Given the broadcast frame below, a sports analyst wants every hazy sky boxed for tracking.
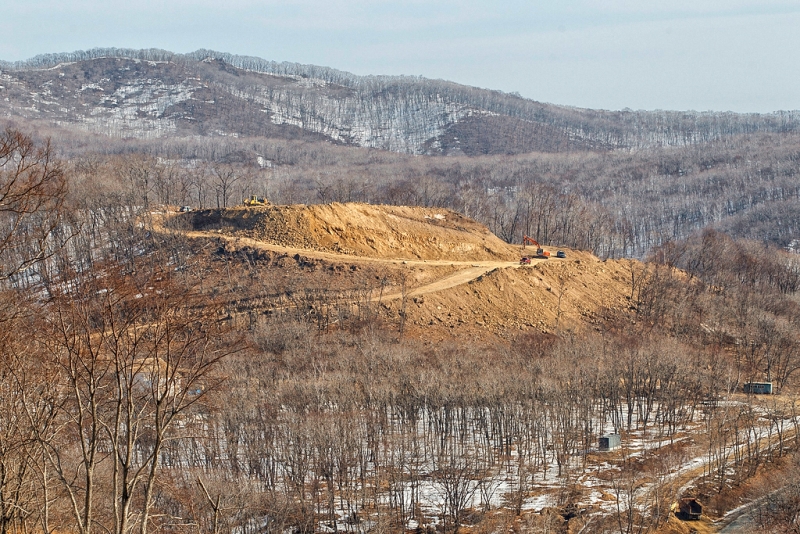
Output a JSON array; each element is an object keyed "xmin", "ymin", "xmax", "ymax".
[{"xmin": 2, "ymin": 0, "xmax": 799, "ymax": 112}]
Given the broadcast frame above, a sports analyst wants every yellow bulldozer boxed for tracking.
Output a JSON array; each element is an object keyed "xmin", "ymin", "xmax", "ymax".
[{"xmin": 243, "ymin": 195, "xmax": 268, "ymax": 207}]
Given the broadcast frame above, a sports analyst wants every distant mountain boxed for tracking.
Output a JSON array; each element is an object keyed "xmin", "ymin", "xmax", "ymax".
[{"xmin": 2, "ymin": 48, "xmax": 799, "ymax": 155}]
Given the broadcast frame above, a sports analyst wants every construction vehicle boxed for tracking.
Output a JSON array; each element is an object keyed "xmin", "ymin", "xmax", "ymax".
[
  {"xmin": 522, "ymin": 235, "xmax": 550, "ymax": 258},
  {"xmin": 243, "ymin": 195, "xmax": 268, "ymax": 207}
]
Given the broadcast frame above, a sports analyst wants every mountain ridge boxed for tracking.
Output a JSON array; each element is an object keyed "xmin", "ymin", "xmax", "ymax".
[{"xmin": 2, "ymin": 47, "xmax": 799, "ymax": 156}]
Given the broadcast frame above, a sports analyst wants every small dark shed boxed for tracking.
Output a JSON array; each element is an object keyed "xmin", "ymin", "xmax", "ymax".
[
  {"xmin": 599, "ymin": 433, "xmax": 620, "ymax": 451},
  {"xmin": 677, "ymin": 498, "xmax": 702, "ymax": 520},
  {"xmin": 743, "ymin": 382, "xmax": 773, "ymax": 394}
]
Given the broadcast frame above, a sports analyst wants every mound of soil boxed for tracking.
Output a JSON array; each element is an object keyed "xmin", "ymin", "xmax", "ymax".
[{"xmin": 190, "ymin": 203, "xmax": 520, "ymax": 261}]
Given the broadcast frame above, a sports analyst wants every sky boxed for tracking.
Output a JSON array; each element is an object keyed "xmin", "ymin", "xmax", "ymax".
[{"xmin": 1, "ymin": 0, "xmax": 799, "ymax": 113}]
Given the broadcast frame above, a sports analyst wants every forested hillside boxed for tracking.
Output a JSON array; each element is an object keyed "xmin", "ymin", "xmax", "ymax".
[
  {"xmin": 2, "ymin": 48, "xmax": 799, "ymax": 155},
  {"xmin": 25, "ymin": 127, "xmax": 798, "ymax": 259}
]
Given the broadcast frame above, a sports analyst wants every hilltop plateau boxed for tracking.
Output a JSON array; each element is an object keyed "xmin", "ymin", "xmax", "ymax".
[{"xmin": 184, "ymin": 203, "xmax": 519, "ymax": 261}]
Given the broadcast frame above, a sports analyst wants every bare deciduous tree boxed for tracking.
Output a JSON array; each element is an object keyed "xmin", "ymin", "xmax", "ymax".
[{"xmin": 0, "ymin": 129, "xmax": 67, "ymax": 288}]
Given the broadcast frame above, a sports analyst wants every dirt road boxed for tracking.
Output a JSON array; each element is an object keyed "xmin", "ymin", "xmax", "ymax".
[
  {"xmin": 176, "ymin": 227, "xmax": 541, "ymax": 299},
  {"xmin": 381, "ymin": 264, "xmax": 518, "ymax": 300}
]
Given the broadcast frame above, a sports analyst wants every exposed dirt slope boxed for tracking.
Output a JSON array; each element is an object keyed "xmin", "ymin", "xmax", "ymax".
[
  {"xmin": 165, "ymin": 203, "xmax": 640, "ymax": 337},
  {"xmin": 384, "ymin": 255, "xmax": 636, "ymax": 337},
  {"xmin": 187, "ymin": 203, "xmax": 520, "ymax": 261}
]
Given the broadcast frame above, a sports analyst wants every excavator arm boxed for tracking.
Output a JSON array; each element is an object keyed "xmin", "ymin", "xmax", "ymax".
[
  {"xmin": 522, "ymin": 235, "xmax": 540, "ymax": 249},
  {"xmin": 522, "ymin": 235, "xmax": 550, "ymax": 258}
]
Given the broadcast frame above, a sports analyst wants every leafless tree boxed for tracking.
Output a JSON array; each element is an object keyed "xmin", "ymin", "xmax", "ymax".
[
  {"xmin": 0, "ymin": 129, "xmax": 67, "ymax": 289},
  {"xmin": 210, "ymin": 163, "xmax": 240, "ymax": 208},
  {"xmin": 44, "ymin": 262, "xmax": 237, "ymax": 534}
]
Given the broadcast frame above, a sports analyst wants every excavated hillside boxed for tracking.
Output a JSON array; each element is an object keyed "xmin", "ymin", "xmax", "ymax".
[
  {"xmin": 390, "ymin": 257, "xmax": 639, "ymax": 339},
  {"xmin": 168, "ymin": 202, "xmax": 643, "ymax": 338},
  {"xmin": 186, "ymin": 203, "xmax": 520, "ymax": 261}
]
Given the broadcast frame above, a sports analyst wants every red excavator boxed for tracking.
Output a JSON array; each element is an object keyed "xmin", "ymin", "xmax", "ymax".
[{"xmin": 522, "ymin": 235, "xmax": 550, "ymax": 258}]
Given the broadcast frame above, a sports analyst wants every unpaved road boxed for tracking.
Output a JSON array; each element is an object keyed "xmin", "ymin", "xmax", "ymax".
[
  {"xmin": 715, "ymin": 484, "xmax": 791, "ymax": 533},
  {"xmin": 172, "ymin": 227, "xmax": 548, "ymax": 300},
  {"xmin": 381, "ymin": 265, "xmax": 514, "ymax": 301},
  {"xmin": 717, "ymin": 511, "xmax": 756, "ymax": 533}
]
